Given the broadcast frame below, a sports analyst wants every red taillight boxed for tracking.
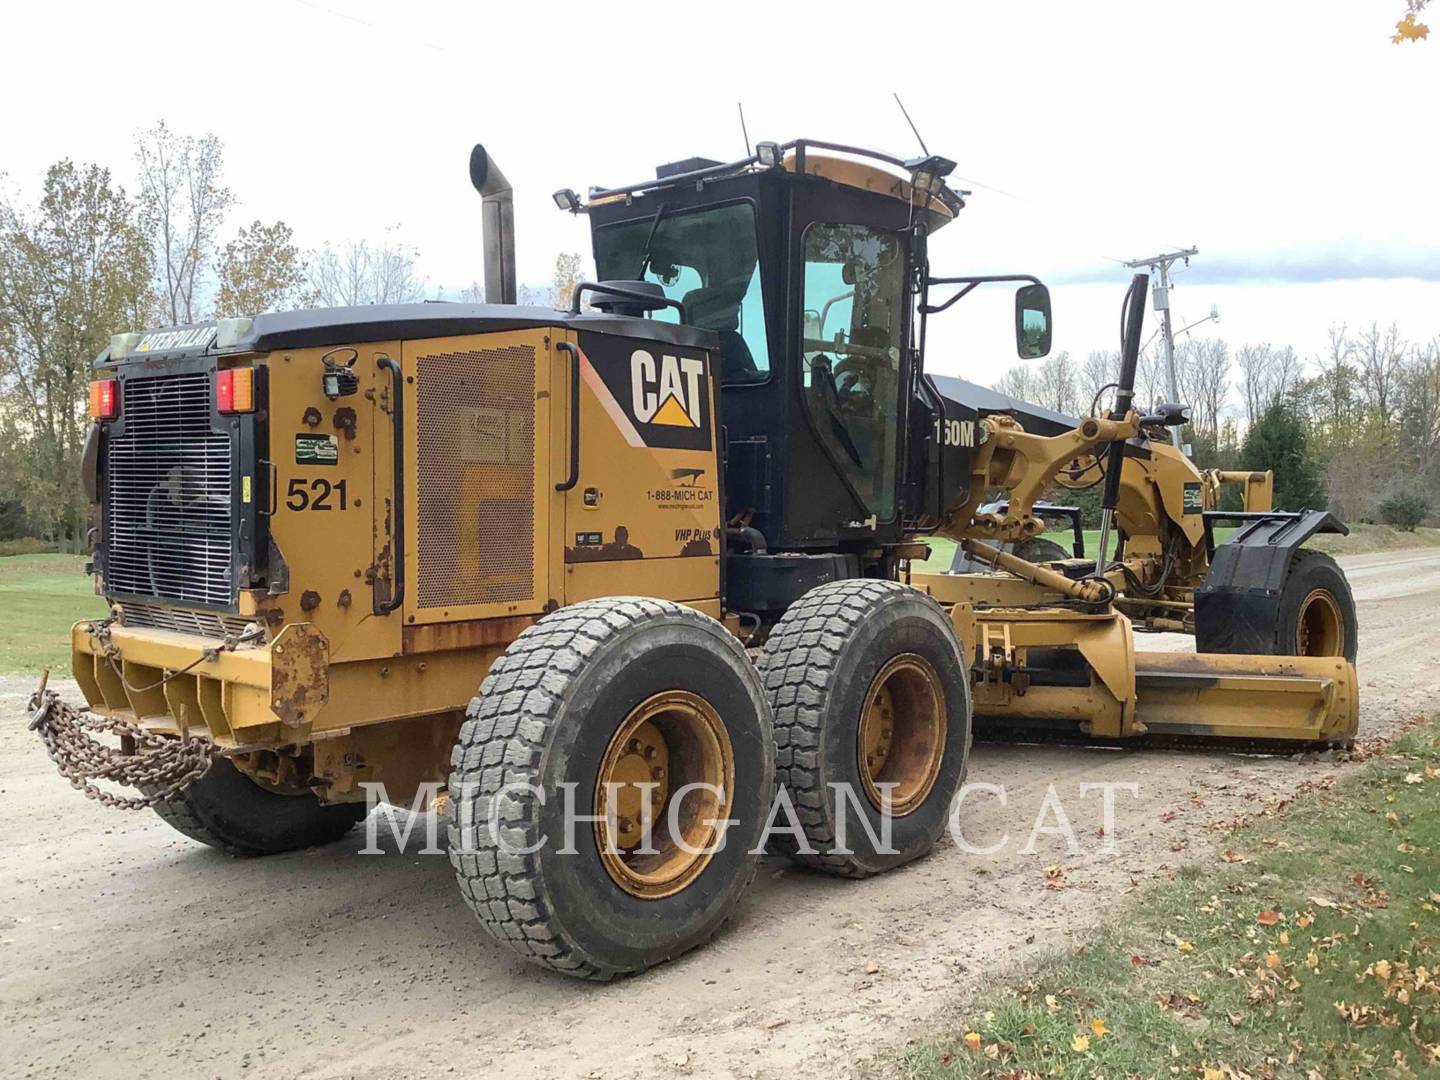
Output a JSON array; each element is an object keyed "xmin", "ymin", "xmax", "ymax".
[
  {"xmin": 88, "ymin": 379, "xmax": 118, "ymax": 421},
  {"xmin": 216, "ymin": 368, "xmax": 255, "ymax": 413}
]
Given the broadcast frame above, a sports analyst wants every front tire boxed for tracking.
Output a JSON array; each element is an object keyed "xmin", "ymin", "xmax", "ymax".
[
  {"xmin": 758, "ymin": 580, "xmax": 972, "ymax": 878},
  {"xmin": 1275, "ymin": 549, "xmax": 1358, "ymax": 663},
  {"xmin": 446, "ymin": 598, "xmax": 774, "ymax": 980}
]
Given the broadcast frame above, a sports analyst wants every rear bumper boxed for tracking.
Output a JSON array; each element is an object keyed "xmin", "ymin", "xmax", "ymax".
[{"xmin": 70, "ymin": 620, "xmax": 328, "ymax": 748}]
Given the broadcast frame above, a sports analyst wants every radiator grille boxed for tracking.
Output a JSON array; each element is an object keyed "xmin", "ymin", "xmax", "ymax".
[
  {"xmin": 121, "ymin": 601, "xmax": 253, "ymax": 639},
  {"xmin": 103, "ymin": 370, "xmax": 235, "ymax": 608},
  {"xmin": 415, "ymin": 346, "xmax": 536, "ymax": 609}
]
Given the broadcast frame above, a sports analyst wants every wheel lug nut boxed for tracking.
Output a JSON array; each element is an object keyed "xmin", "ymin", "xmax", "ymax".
[
  {"xmin": 618, "ymin": 817, "xmax": 632, "ymax": 832},
  {"xmin": 882, "ymin": 727, "xmax": 892, "ymax": 738},
  {"xmin": 652, "ymin": 767, "xmax": 664, "ymax": 780},
  {"xmin": 643, "ymin": 745, "xmax": 657, "ymax": 760}
]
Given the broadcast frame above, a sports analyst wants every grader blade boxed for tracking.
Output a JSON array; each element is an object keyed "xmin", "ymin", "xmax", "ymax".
[
  {"xmin": 970, "ymin": 649, "xmax": 1359, "ymax": 753},
  {"xmin": 1130, "ymin": 651, "xmax": 1358, "ymax": 747},
  {"xmin": 953, "ymin": 601, "xmax": 1360, "ymax": 752}
]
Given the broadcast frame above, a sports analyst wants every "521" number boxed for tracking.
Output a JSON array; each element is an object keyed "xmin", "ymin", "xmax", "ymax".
[{"xmin": 286, "ymin": 477, "xmax": 349, "ymax": 511}]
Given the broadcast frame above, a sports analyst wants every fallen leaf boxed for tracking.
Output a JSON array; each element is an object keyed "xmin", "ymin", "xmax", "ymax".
[
  {"xmin": 1204, "ymin": 1068, "xmax": 1225, "ymax": 1080},
  {"xmin": 1280, "ymin": 930, "xmax": 1291, "ymax": 945},
  {"xmin": 1130, "ymin": 954, "xmax": 1148, "ymax": 966},
  {"xmin": 1045, "ymin": 994, "xmax": 1058, "ymax": 1012},
  {"xmin": 1222, "ymin": 850, "xmax": 1250, "ymax": 863},
  {"xmin": 1309, "ymin": 896, "xmax": 1337, "ymax": 908},
  {"xmin": 1071, "ymin": 1033, "xmax": 1090, "ymax": 1053},
  {"xmin": 761, "ymin": 1017, "xmax": 788, "ymax": 1031},
  {"xmin": 1297, "ymin": 913, "xmax": 1314, "ymax": 928},
  {"xmin": 1257, "ymin": 910, "xmax": 1282, "ymax": 926},
  {"xmin": 1266, "ymin": 952, "xmax": 1284, "ymax": 970},
  {"xmin": 1178, "ymin": 940, "xmax": 1195, "ymax": 953},
  {"xmin": 962, "ymin": 1031, "xmax": 981, "ymax": 1051},
  {"xmin": 1091, "ymin": 1017, "xmax": 1109, "ymax": 1038},
  {"xmin": 1405, "ymin": 772, "xmax": 1424, "ymax": 784}
]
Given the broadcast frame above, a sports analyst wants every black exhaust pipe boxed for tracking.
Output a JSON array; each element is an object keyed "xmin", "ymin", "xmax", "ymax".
[{"xmin": 469, "ymin": 145, "xmax": 516, "ymax": 305}]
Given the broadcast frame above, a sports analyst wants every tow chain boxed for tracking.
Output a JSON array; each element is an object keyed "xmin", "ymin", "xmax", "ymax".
[
  {"xmin": 27, "ymin": 672, "xmax": 222, "ymax": 809},
  {"xmin": 23, "ymin": 614, "xmax": 262, "ymax": 811}
]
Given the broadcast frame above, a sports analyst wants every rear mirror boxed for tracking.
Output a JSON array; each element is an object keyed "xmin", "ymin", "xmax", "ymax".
[{"xmin": 1015, "ymin": 284, "xmax": 1052, "ymax": 359}]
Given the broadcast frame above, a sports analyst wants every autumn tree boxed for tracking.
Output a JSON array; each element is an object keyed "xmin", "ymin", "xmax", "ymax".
[
  {"xmin": 214, "ymin": 220, "xmax": 311, "ymax": 317},
  {"xmin": 0, "ymin": 161, "xmax": 152, "ymax": 549},
  {"xmin": 1078, "ymin": 350, "xmax": 1118, "ymax": 413},
  {"xmin": 993, "ymin": 364, "xmax": 1037, "ymax": 404},
  {"xmin": 1237, "ymin": 343, "xmax": 1303, "ymax": 424},
  {"xmin": 1394, "ymin": 0, "xmax": 1430, "ymax": 41},
  {"xmin": 307, "ymin": 234, "xmax": 427, "ymax": 307},
  {"xmin": 135, "ymin": 121, "xmax": 233, "ymax": 325},
  {"xmin": 1035, "ymin": 350, "xmax": 1077, "ymax": 414},
  {"xmin": 551, "ymin": 252, "xmax": 584, "ymax": 309}
]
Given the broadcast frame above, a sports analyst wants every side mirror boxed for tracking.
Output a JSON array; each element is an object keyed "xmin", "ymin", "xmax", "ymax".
[{"xmin": 1015, "ymin": 284, "xmax": 1052, "ymax": 359}]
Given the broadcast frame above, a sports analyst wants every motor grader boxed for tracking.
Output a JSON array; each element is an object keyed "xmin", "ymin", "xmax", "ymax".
[{"xmin": 31, "ymin": 137, "xmax": 1358, "ymax": 979}]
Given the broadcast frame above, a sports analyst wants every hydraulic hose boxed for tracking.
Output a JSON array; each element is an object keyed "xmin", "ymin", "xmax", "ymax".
[{"xmin": 1093, "ymin": 273, "xmax": 1149, "ymax": 578}]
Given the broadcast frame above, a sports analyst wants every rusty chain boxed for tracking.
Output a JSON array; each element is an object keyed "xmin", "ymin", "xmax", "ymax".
[{"xmin": 26, "ymin": 672, "xmax": 223, "ymax": 811}]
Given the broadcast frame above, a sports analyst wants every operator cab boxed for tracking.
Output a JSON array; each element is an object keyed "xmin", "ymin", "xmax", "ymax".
[{"xmin": 571, "ymin": 139, "xmax": 1050, "ymax": 581}]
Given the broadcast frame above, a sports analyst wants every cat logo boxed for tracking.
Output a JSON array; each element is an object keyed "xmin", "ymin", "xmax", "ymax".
[
  {"xmin": 577, "ymin": 331, "xmax": 712, "ymax": 452},
  {"xmin": 631, "ymin": 349, "xmax": 705, "ymax": 429}
]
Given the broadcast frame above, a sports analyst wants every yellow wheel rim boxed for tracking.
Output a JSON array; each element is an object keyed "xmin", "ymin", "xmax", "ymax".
[
  {"xmin": 856, "ymin": 654, "xmax": 946, "ymax": 816},
  {"xmin": 1297, "ymin": 589, "xmax": 1344, "ymax": 657},
  {"xmin": 594, "ymin": 691, "xmax": 734, "ymax": 900}
]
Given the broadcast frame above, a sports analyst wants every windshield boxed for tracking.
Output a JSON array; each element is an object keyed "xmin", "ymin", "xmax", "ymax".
[{"xmin": 594, "ymin": 202, "xmax": 770, "ymax": 384}]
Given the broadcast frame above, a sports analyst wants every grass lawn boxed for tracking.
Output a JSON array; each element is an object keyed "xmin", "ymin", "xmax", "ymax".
[
  {"xmin": 0, "ymin": 554, "xmax": 108, "ymax": 675},
  {"xmin": 899, "ymin": 717, "xmax": 1440, "ymax": 1079}
]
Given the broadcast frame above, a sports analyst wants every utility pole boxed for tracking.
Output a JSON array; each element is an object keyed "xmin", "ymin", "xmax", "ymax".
[{"xmin": 1123, "ymin": 247, "xmax": 1198, "ymax": 448}]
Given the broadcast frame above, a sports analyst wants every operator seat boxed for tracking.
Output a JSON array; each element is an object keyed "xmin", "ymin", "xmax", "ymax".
[{"xmin": 682, "ymin": 284, "xmax": 757, "ymax": 381}]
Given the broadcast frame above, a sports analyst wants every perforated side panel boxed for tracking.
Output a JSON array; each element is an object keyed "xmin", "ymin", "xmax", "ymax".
[{"xmin": 414, "ymin": 346, "xmax": 536, "ymax": 609}]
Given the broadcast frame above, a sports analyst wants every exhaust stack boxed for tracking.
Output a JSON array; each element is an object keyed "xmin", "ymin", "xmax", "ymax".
[{"xmin": 469, "ymin": 145, "xmax": 516, "ymax": 305}]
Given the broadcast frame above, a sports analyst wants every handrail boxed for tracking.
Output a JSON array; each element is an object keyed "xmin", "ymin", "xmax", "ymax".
[{"xmin": 554, "ymin": 342, "xmax": 581, "ymax": 492}]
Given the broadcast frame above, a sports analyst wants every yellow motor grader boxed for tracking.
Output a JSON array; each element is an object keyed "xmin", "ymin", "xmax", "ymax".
[{"xmin": 29, "ymin": 138, "xmax": 1357, "ymax": 979}]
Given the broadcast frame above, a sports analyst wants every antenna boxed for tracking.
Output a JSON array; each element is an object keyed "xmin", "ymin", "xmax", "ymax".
[
  {"xmin": 893, "ymin": 92, "xmax": 928, "ymax": 156},
  {"xmin": 737, "ymin": 102, "xmax": 752, "ymax": 157}
]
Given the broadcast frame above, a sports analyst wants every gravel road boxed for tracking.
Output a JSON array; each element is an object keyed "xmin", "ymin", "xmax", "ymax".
[{"xmin": 3, "ymin": 549, "xmax": 1435, "ymax": 1080}]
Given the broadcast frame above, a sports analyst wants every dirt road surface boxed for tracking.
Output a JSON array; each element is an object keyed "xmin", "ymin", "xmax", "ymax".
[{"xmin": 3, "ymin": 549, "xmax": 1436, "ymax": 1080}]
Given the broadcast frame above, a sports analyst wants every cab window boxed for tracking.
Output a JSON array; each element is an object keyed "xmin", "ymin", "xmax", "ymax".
[
  {"xmin": 593, "ymin": 202, "xmax": 770, "ymax": 384},
  {"xmin": 800, "ymin": 223, "xmax": 906, "ymax": 520}
]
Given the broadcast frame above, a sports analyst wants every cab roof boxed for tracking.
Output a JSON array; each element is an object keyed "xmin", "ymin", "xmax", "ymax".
[{"xmin": 578, "ymin": 138, "xmax": 966, "ymax": 229}]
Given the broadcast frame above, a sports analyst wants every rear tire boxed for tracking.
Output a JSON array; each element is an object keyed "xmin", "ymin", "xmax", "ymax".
[
  {"xmin": 758, "ymin": 580, "xmax": 971, "ymax": 878},
  {"xmin": 147, "ymin": 758, "xmax": 365, "ymax": 856},
  {"xmin": 446, "ymin": 598, "xmax": 774, "ymax": 980}
]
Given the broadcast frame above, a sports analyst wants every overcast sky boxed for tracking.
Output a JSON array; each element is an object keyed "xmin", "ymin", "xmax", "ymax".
[{"xmin": 3, "ymin": 0, "xmax": 1437, "ymax": 387}]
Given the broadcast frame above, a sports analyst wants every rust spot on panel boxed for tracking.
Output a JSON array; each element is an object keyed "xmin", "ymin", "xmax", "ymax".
[
  {"xmin": 337, "ymin": 589, "xmax": 352, "ymax": 609},
  {"xmin": 300, "ymin": 590, "xmax": 322, "ymax": 612},
  {"xmin": 302, "ymin": 406, "xmax": 322, "ymax": 427},
  {"xmin": 270, "ymin": 623, "xmax": 330, "ymax": 727},
  {"xmin": 402, "ymin": 613, "xmax": 538, "ymax": 655},
  {"xmin": 333, "ymin": 406, "xmax": 358, "ymax": 440}
]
